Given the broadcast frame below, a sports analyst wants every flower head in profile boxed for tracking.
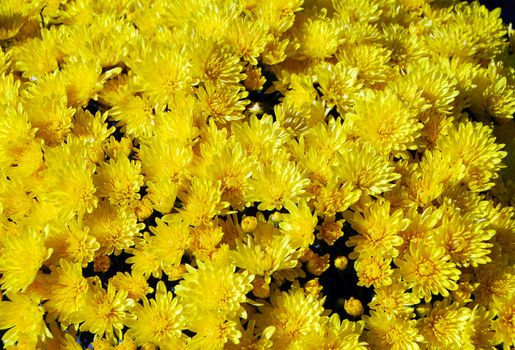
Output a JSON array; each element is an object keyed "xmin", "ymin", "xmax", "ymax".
[
  {"xmin": 279, "ymin": 199, "xmax": 318, "ymax": 249},
  {"xmin": 229, "ymin": 221, "xmax": 300, "ymax": 281},
  {"xmin": 396, "ymin": 241, "xmax": 461, "ymax": 302},
  {"xmin": 177, "ymin": 176, "xmax": 229, "ymax": 226}
]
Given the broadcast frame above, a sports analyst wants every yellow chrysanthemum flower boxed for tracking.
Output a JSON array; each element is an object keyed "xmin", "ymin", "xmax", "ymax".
[
  {"xmin": 0, "ymin": 0, "xmax": 45, "ymax": 40},
  {"xmin": 307, "ymin": 314, "xmax": 367, "ymax": 350},
  {"xmin": 77, "ymin": 280, "xmax": 135, "ymax": 342},
  {"xmin": 398, "ymin": 206, "xmax": 441, "ymax": 256},
  {"xmin": 437, "ymin": 120, "xmax": 506, "ymax": 192},
  {"xmin": 175, "ymin": 259, "xmax": 254, "ymax": 320},
  {"xmin": 492, "ymin": 296, "xmax": 515, "ymax": 350},
  {"xmin": 248, "ymin": 160, "xmax": 309, "ymax": 211},
  {"xmin": 0, "ymin": 226, "xmax": 52, "ymax": 293},
  {"xmin": 345, "ymin": 198, "xmax": 408, "ymax": 259},
  {"xmin": 126, "ymin": 281, "xmax": 188, "ymax": 349},
  {"xmin": 363, "ymin": 310, "xmax": 423, "ymax": 350},
  {"xmin": 474, "ymin": 262, "xmax": 515, "ymax": 307},
  {"xmin": 192, "ymin": 39, "xmax": 245, "ymax": 85},
  {"xmin": 315, "ymin": 61, "xmax": 361, "ymax": 113},
  {"xmin": 232, "ymin": 114, "xmax": 290, "ymax": 165},
  {"xmin": 336, "ymin": 44, "xmax": 393, "ymax": 88},
  {"xmin": 335, "ymin": 142, "xmax": 401, "ymax": 196},
  {"xmin": 396, "ymin": 241, "xmax": 461, "ymax": 302},
  {"xmin": 178, "ymin": 176, "xmax": 229, "ymax": 226},
  {"xmin": 279, "ymin": 199, "xmax": 317, "ymax": 249},
  {"xmin": 12, "ymin": 26, "xmax": 63, "ymax": 78},
  {"xmin": 109, "ymin": 94, "xmax": 159, "ymax": 140},
  {"xmin": 130, "ymin": 44, "xmax": 196, "ymax": 105},
  {"xmin": 433, "ymin": 209, "xmax": 495, "ymax": 267},
  {"xmin": 84, "ymin": 200, "xmax": 144, "ymax": 256},
  {"xmin": 205, "ymin": 142, "xmax": 254, "ymax": 210},
  {"xmin": 346, "ymin": 89, "xmax": 423, "ymax": 155},
  {"xmin": 138, "ymin": 137, "xmax": 193, "ymax": 187},
  {"xmin": 126, "ymin": 217, "xmax": 189, "ymax": 279},
  {"xmin": 355, "ymin": 254, "xmax": 393, "ymax": 288},
  {"xmin": 45, "ymin": 218, "xmax": 100, "ymax": 267},
  {"xmin": 256, "ymin": 286, "xmax": 326, "ymax": 350},
  {"xmin": 62, "ymin": 56, "xmax": 121, "ymax": 107},
  {"xmin": 369, "ymin": 281, "xmax": 420, "ymax": 316},
  {"xmin": 418, "ymin": 300, "xmax": 472, "ymax": 349},
  {"xmin": 109, "ymin": 272, "xmax": 152, "ymax": 302},
  {"xmin": 230, "ymin": 223, "xmax": 300, "ymax": 281},
  {"xmin": 45, "ymin": 260, "xmax": 89, "ymax": 324},
  {"xmin": 0, "ymin": 293, "xmax": 51, "ymax": 347},
  {"xmin": 292, "ymin": 9, "xmax": 343, "ymax": 59},
  {"xmin": 94, "ymin": 156, "xmax": 144, "ymax": 207}
]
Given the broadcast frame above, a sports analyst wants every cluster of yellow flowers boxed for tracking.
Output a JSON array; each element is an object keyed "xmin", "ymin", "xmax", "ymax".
[{"xmin": 0, "ymin": 0, "xmax": 514, "ymax": 349}]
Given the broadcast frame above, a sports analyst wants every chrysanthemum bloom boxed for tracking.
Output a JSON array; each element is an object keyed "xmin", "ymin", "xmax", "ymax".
[
  {"xmin": 363, "ymin": 310, "xmax": 423, "ymax": 350},
  {"xmin": 45, "ymin": 260, "xmax": 89, "ymax": 324},
  {"xmin": 177, "ymin": 176, "xmax": 229, "ymax": 226},
  {"xmin": 463, "ymin": 306, "xmax": 496, "ymax": 349},
  {"xmin": 230, "ymin": 227, "xmax": 299, "ymax": 281},
  {"xmin": 355, "ymin": 254, "xmax": 393, "ymax": 288},
  {"xmin": 175, "ymin": 258, "xmax": 254, "ymax": 320},
  {"xmin": 126, "ymin": 281, "xmax": 188, "ymax": 349},
  {"xmin": 109, "ymin": 272, "xmax": 152, "ymax": 302},
  {"xmin": 76, "ymin": 280, "xmax": 135, "ymax": 342},
  {"xmin": 345, "ymin": 198, "xmax": 408, "ymax": 259},
  {"xmin": 306, "ymin": 314, "xmax": 367, "ymax": 350},
  {"xmin": 437, "ymin": 120, "xmax": 506, "ymax": 192},
  {"xmin": 474, "ymin": 262, "xmax": 515, "ymax": 307},
  {"xmin": 345, "ymin": 88, "xmax": 423, "ymax": 155},
  {"xmin": 279, "ymin": 199, "xmax": 318, "ymax": 249},
  {"xmin": 492, "ymin": 296, "xmax": 515, "ymax": 349},
  {"xmin": 317, "ymin": 216, "xmax": 345, "ymax": 245},
  {"xmin": 398, "ymin": 206, "xmax": 441, "ymax": 256},
  {"xmin": 248, "ymin": 160, "xmax": 309, "ymax": 211},
  {"xmin": 335, "ymin": 142, "xmax": 401, "ymax": 197},
  {"xmin": 369, "ymin": 281, "xmax": 419, "ymax": 315},
  {"xmin": 396, "ymin": 241, "xmax": 461, "ymax": 302},
  {"xmin": 84, "ymin": 200, "xmax": 144, "ymax": 256},
  {"xmin": 433, "ymin": 209, "xmax": 495, "ymax": 267},
  {"xmin": 0, "ymin": 226, "xmax": 52, "ymax": 293},
  {"xmin": 418, "ymin": 300, "xmax": 472, "ymax": 349},
  {"xmin": 256, "ymin": 286, "xmax": 326, "ymax": 349},
  {"xmin": 126, "ymin": 218, "xmax": 190, "ymax": 279},
  {"xmin": 45, "ymin": 218, "xmax": 99, "ymax": 267},
  {"xmin": 0, "ymin": 293, "xmax": 52, "ymax": 347}
]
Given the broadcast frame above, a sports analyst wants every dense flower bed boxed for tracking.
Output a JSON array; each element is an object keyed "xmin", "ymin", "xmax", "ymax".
[{"xmin": 0, "ymin": 0, "xmax": 514, "ymax": 349}]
